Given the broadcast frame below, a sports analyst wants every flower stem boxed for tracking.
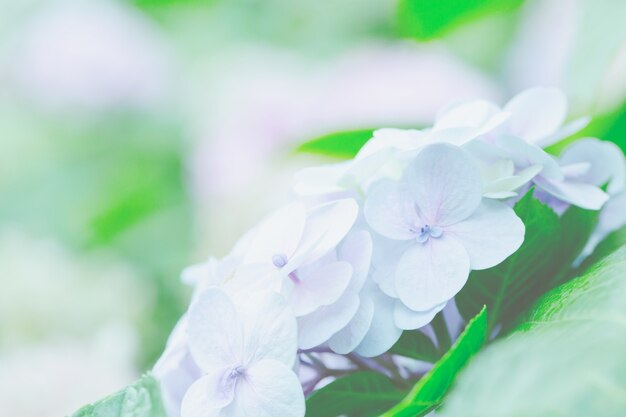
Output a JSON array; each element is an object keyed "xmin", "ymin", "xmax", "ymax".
[{"xmin": 431, "ymin": 312, "xmax": 452, "ymax": 354}]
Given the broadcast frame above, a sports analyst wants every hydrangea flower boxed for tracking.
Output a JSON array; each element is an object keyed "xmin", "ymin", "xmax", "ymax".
[
  {"xmin": 364, "ymin": 143, "xmax": 525, "ymax": 312},
  {"xmin": 181, "ymin": 288, "xmax": 304, "ymax": 417},
  {"xmin": 152, "ymin": 87, "xmax": 626, "ymax": 417},
  {"xmin": 466, "ymin": 134, "xmax": 609, "ymax": 211}
]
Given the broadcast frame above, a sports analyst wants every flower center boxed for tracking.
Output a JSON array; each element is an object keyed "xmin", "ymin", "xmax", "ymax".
[
  {"xmin": 272, "ymin": 253, "xmax": 300, "ymax": 284},
  {"xmin": 272, "ymin": 253, "xmax": 288, "ymax": 268},
  {"xmin": 412, "ymin": 224, "xmax": 443, "ymax": 243},
  {"xmin": 229, "ymin": 365, "xmax": 245, "ymax": 379},
  {"xmin": 215, "ymin": 365, "xmax": 245, "ymax": 405}
]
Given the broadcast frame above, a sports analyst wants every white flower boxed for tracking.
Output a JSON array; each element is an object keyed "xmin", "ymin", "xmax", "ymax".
[
  {"xmin": 181, "ymin": 289, "xmax": 304, "ymax": 417},
  {"xmin": 153, "ymin": 317, "xmax": 202, "ymax": 417},
  {"xmin": 559, "ymin": 138, "xmax": 626, "ymax": 195},
  {"xmin": 293, "ymin": 104, "xmax": 509, "ymax": 198},
  {"xmin": 236, "ymin": 199, "xmax": 358, "ymax": 308},
  {"xmin": 437, "ymin": 87, "xmax": 589, "ymax": 148},
  {"xmin": 364, "ymin": 143, "xmax": 525, "ymax": 312},
  {"xmin": 297, "ymin": 229, "xmax": 372, "ymax": 351},
  {"xmin": 466, "ymin": 135, "xmax": 609, "ymax": 210},
  {"xmin": 559, "ymin": 138, "xmax": 626, "ymax": 258}
]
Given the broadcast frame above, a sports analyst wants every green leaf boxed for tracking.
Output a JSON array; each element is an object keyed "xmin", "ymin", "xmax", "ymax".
[
  {"xmin": 455, "ymin": 193, "xmax": 560, "ymax": 329},
  {"xmin": 379, "ymin": 306, "xmax": 487, "ymax": 417},
  {"xmin": 437, "ymin": 245, "xmax": 626, "ymax": 417},
  {"xmin": 70, "ymin": 374, "xmax": 166, "ymax": 417},
  {"xmin": 549, "ymin": 205, "xmax": 599, "ymax": 286},
  {"xmin": 396, "ymin": 0, "xmax": 524, "ymax": 41},
  {"xmin": 296, "ymin": 129, "xmax": 375, "ymax": 159},
  {"xmin": 305, "ymin": 371, "xmax": 405, "ymax": 417},
  {"xmin": 390, "ymin": 330, "xmax": 441, "ymax": 363}
]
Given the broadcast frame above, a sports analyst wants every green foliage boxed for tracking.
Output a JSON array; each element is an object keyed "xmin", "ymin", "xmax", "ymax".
[
  {"xmin": 396, "ymin": 0, "xmax": 524, "ymax": 40},
  {"xmin": 305, "ymin": 371, "xmax": 405, "ymax": 417},
  {"xmin": 455, "ymin": 193, "xmax": 558, "ymax": 328},
  {"xmin": 0, "ymin": 117, "xmax": 192, "ymax": 368},
  {"xmin": 379, "ymin": 307, "xmax": 487, "ymax": 417},
  {"xmin": 71, "ymin": 374, "xmax": 166, "ymax": 417},
  {"xmin": 296, "ymin": 129, "xmax": 375, "ymax": 159},
  {"xmin": 455, "ymin": 192, "xmax": 597, "ymax": 331},
  {"xmin": 551, "ymin": 205, "xmax": 599, "ymax": 285},
  {"xmin": 437, "ymin": 245, "xmax": 626, "ymax": 417},
  {"xmin": 389, "ymin": 330, "xmax": 440, "ymax": 363}
]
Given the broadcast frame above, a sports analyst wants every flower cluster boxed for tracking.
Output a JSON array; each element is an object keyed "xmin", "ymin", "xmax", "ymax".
[{"xmin": 153, "ymin": 88, "xmax": 626, "ymax": 417}]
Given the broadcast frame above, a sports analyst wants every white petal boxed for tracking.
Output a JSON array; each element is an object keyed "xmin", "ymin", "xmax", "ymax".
[
  {"xmin": 235, "ymin": 291, "xmax": 298, "ymax": 367},
  {"xmin": 504, "ymin": 87, "xmax": 567, "ymax": 143},
  {"xmin": 560, "ymin": 138, "xmax": 626, "ymax": 194},
  {"xmin": 235, "ymin": 360, "xmax": 305, "ymax": 417},
  {"xmin": 394, "ymin": 301, "xmax": 446, "ymax": 330},
  {"xmin": 338, "ymin": 229, "xmax": 373, "ymax": 293},
  {"xmin": 328, "ymin": 295, "xmax": 375, "ymax": 354},
  {"xmin": 294, "ymin": 199, "xmax": 358, "ymax": 266},
  {"xmin": 446, "ymin": 200, "xmax": 525, "ymax": 270},
  {"xmin": 188, "ymin": 289, "xmax": 243, "ymax": 372},
  {"xmin": 364, "ymin": 179, "xmax": 419, "ymax": 240},
  {"xmin": 297, "ymin": 293, "xmax": 360, "ymax": 350},
  {"xmin": 599, "ymin": 190, "xmax": 626, "ymax": 233},
  {"xmin": 496, "ymin": 135, "xmax": 563, "ymax": 180},
  {"xmin": 225, "ymin": 262, "xmax": 283, "ymax": 296},
  {"xmin": 359, "ymin": 128, "xmax": 423, "ymax": 159},
  {"xmin": 180, "ymin": 374, "xmax": 226, "ymax": 417},
  {"xmin": 534, "ymin": 175, "xmax": 609, "ymax": 210},
  {"xmin": 395, "ymin": 236, "xmax": 470, "ymax": 311},
  {"xmin": 244, "ymin": 203, "xmax": 306, "ymax": 265},
  {"xmin": 290, "ymin": 261, "xmax": 353, "ymax": 316},
  {"xmin": 354, "ymin": 287, "xmax": 402, "ymax": 357},
  {"xmin": 406, "ymin": 143, "xmax": 483, "ymax": 226},
  {"xmin": 370, "ymin": 237, "xmax": 412, "ymax": 298},
  {"xmin": 292, "ymin": 163, "xmax": 348, "ymax": 196},
  {"xmin": 433, "ymin": 100, "xmax": 500, "ymax": 130},
  {"xmin": 541, "ymin": 116, "xmax": 590, "ymax": 147}
]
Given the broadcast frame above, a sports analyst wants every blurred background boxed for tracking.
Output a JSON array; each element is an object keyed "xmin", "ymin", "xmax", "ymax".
[{"xmin": 1, "ymin": 0, "xmax": 626, "ymax": 415}]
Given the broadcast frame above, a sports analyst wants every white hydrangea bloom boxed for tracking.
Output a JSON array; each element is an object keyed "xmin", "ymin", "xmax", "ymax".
[
  {"xmin": 364, "ymin": 143, "xmax": 525, "ymax": 312},
  {"xmin": 155, "ymin": 86, "xmax": 625, "ymax": 416},
  {"xmin": 181, "ymin": 289, "xmax": 304, "ymax": 417}
]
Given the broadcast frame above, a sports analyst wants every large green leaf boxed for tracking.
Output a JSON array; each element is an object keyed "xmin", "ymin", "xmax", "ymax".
[
  {"xmin": 71, "ymin": 374, "xmax": 166, "ymax": 417},
  {"xmin": 396, "ymin": 0, "xmax": 524, "ymax": 41},
  {"xmin": 389, "ymin": 330, "xmax": 440, "ymax": 363},
  {"xmin": 379, "ymin": 306, "xmax": 487, "ymax": 417},
  {"xmin": 305, "ymin": 371, "xmax": 405, "ymax": 417},
  {"xmin": 455, "ymin": 193, "xmax": 559, "ymax": 329},
  {"xmin": 296, "ymin": 129, "xmax": 375, "ymax": 159},
  {"xmin": 438, "ymin": 245, "xmax": 626, "ymax": 417}
]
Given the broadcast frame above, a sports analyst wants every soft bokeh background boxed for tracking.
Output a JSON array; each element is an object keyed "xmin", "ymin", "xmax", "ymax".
[{"xmin": 1, "ymin": 0, "xmax": 625, "ymax": 415}]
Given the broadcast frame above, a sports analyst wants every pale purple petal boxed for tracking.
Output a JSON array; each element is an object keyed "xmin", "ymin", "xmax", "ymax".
[
  {"xmin": 446, "ymin": 200, "xmax": 525, "ymax": 270},
  {"xmin": 187, "ymin": 289, "xmax": 243, "ymax": 372},
  {"xmin": 395, "ymin": 236, "xmax": 470, "ymax": 311},
  {"xmin": 235, "ymin": 291, "xmax": 298, "ymax": 367},
  {"xmin": 297, "ymin": 293, "xmax": 360, "ymax": 350},
  {"xmin": 504, "ymin": 87, "xmax": 567, "ymax": 144},
  {"xmin": 406, "ymin": 143, "xmax": 483, "ymax": 226},
  {"xmin": 364, "ymin": 179, "xmax": 420, "ymax": 240},
  {"xmin": 289, "ymin": 261, "xmax": 353, "ymax": 316},
  {"xmin": 354, "ymin": 285, "xmax": 403, "ymax": 357},
  {"xmin": 243, "ymin": 203, "xmax": 307, "ymax": 265},
  {"xmin": 328, "ymin": 295, "xmax": 375, "ymax": 354},
  {"xmin": 393, "ymin": 301, "xmax": 446, "ymax": 330},
  {"xmin": 235, "ymin": 360, "xmax": 305, "ymax": 417}
]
